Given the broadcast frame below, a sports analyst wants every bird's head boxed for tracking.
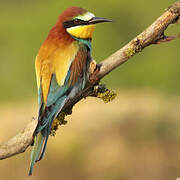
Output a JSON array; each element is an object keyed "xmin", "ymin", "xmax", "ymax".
[{"xmin": 58, "ymin": 7, "xmax": 111, "ymax": 40}]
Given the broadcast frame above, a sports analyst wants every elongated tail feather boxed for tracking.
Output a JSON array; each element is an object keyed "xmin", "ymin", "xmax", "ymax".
[
  {"xmin": 29, "ymin": 132, "xmax": 47, "ymax": 176},
  {"xmin": 37, "ymin": 122, "xmax": 53, "ymax": 161},
  {"xmin": 29, "ymin": 96, "xmax": 68, "ymax": 175}
]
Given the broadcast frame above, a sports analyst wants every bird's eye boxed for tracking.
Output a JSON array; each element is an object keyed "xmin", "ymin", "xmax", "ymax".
[{"xmin": 74, "ymin": 19, "xmax": 81, "ymax": 24}]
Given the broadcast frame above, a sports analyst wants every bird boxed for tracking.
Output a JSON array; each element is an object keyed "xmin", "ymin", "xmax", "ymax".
[{"xmin": 29, "ymin": 6, "xmax": 111, "ymax": 175}]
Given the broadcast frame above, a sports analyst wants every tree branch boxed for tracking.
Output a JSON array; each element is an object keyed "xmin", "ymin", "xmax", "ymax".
[{"xmin": 0, "ymin": 0, "xmax": 180, "ymax": 160}]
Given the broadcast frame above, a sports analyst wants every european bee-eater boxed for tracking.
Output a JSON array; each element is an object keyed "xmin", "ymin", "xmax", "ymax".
[{"xmin": 29, "ymin": 6, "xmax": 111, "ymax": 175}]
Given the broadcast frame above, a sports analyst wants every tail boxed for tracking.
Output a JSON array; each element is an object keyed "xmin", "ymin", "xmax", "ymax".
[
  {"xmin": 29, "ymin": 96, "xmax": 67, "ymax": 175},
  {"xmin": 29, "ymin": 131, "xmax": 47, "ymax": 176}
]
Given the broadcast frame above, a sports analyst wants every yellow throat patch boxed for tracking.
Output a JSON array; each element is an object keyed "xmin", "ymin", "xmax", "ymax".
[{"xmin": 66, "ymin": 24, "xmax": 95, "ymax": 39}]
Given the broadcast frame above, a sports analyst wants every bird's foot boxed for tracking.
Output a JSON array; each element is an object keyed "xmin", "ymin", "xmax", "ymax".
[{"xmin": 89, "ymin": 60, "xmax": 100, "ymax": 84}]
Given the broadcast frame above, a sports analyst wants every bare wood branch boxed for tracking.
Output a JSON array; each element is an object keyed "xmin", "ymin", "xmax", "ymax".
[
  {"xmin": 0, "ymin": 0, "xmax": 180, "ymax": 160},
  {"xmin": 0, "ymin": 119, "xmax": 37, "ymax": 159}
]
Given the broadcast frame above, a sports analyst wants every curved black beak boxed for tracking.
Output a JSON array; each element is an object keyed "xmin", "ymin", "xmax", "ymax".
[{"xmin": 88, "ymin": 17, "xmax": 112, "ymax": 25}]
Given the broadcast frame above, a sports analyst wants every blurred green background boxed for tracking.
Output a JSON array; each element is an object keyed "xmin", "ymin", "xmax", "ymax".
[
  {"xmin": 1, "ymin": 0, "xmax": 180, "ymax": 180},
  {"xmin": 0, "ymin": 0, "xmax": 180, "ymax": 101}
]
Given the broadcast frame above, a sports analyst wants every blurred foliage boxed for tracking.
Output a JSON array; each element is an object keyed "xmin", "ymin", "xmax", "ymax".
[{"xmin": 0, "ymin": 0, "xmax": 179, "ymax": 102}]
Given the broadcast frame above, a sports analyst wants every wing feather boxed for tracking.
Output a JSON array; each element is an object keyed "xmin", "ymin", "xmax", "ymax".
[
  {"xmin": 68, "ymin": 45, "xmax": 88, "ymax": 87},
  {"xmin": 35, "ymin": 41, "xmax": 78, "ymax": 104}
]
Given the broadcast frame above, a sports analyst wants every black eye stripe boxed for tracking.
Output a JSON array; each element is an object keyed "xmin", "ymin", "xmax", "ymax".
[
  {"xmin": 63, "ymin": 19, "xmax": 88, "ymax": 28},
  {"xmin": 63, "ymin": 20, "xmax": 74, "ymax": 28}
]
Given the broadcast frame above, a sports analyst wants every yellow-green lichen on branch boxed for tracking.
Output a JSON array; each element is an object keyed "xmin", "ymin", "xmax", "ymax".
[
  {"xmin": 94, "ymin": 84, "xmax": 117, "ymax": 103},
  {"xmin": 50, "ymin": 112, "xmax": 67, "ymax": 136},
  {"xmin": 126, "ymin": 47, "xmax": 136, "ymax": 57}
]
